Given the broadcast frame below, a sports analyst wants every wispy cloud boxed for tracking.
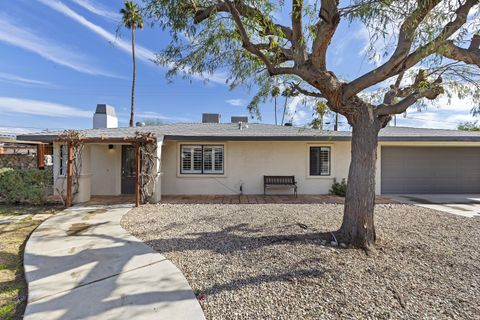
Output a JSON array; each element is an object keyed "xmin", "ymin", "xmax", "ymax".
[
  {"xmin": 0, "ymin": 14, "xmax": 118, "ymax": 77},
  {"xmin": 39, "ymin": 0, "xmax": 153, "ymax": 62},
  {"xmin": 39, "ymin": 0, "xmax": 228, "ymax": 84},
  {"xmin": 0, "ymin": 72, "xmax": 54, "ymax": 87},
  {"xmin": 226, "ymin": 99, "xmax": 246, "ymax": 107},
  {"xmin": 0, "ymin": 97, "xmax": 91, "ymax": 118},
  {"xmin": 70, "ymin": 0, "xmax": 121, "ymax": 21},
  {"xmin": 396, "ymin": 94, "xmax": 478, "ymax": 129}
]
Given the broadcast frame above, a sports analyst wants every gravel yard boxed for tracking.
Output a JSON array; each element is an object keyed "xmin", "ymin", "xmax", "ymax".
[{"xmin": 122, "ymin": 204, "xmax": 480, "ymax": 320}]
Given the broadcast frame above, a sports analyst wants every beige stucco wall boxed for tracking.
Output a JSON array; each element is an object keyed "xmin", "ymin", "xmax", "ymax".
[
  {"xmin": 90, "ymin": 144, "xmax": 122, "ymax": 196},
  {"xmin": 52, "ymin": 138, "xmax": 480, "ymax": 202},
  {"xmin": 161, "ymin": 140, "xmax": 352, "ymax": 195}
]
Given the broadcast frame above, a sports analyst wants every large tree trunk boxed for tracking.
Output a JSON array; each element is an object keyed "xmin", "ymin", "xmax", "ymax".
[
  {"xmin": 339, "ymin": 104, "xmax": 382, "ymax": 249},
  {"xmin": 129, "ymin": 28, "xmax": 136, "ymax": 128}
]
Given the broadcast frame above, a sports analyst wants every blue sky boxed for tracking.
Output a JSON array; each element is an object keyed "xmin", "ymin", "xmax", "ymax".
[{"xmin": 0, "ymin": 0, "xmax": 478, "ymax": 135}]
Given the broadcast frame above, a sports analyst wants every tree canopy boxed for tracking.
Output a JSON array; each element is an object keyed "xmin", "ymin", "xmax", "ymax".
[{"xmin": 144, "ymin": 0, "xmax": 480, "ymax": 122}]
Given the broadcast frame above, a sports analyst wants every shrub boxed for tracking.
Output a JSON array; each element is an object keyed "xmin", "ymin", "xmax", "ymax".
[
  {"xmin": 329, "ymin": 178, "xmax": 347, "ymax": 197},
  {"xmin": 0, "ymin": 169, "xmax": 52, "ymax": 205}
]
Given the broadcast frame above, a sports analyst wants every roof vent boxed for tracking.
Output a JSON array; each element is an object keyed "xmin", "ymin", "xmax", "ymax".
[
  {"xmin": 93, "ymin": 104, "xmax": 118, "ymax": 129},
  {"xmin": 284, "ymin": 122, "xmax": 293, "ymax": 127},
  {"xmin": 231, "ymin": 116, "xmax": 248, "ymax": 123},
  {"xmin": 202, "ymin": 113, "xmax": 221, "ymax": 123}
]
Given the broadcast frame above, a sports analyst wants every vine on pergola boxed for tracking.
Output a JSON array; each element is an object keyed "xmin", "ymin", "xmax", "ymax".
[
  {"xmin": 135, "ymin": 131, "xmax": 160, "ymax": 204},
  {"xmin": 55, "ymin": 130, "xmax": 85, "ymax": 206}
]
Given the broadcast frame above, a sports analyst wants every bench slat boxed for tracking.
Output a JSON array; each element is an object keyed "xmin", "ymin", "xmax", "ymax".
[{"xmin": 263, "ymin": 175, "xmax": 297, "ymax": 197}]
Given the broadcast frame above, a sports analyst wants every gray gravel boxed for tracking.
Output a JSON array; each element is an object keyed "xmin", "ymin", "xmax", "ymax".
[{"xmin": 122, "ymin": 204, "xmax": 480, "ymax": 320}]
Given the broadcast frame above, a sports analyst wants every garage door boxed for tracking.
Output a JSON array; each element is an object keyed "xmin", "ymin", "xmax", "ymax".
[{"xmin": 381, "ymin": 147, "xmax": 480, "ymax": 194}]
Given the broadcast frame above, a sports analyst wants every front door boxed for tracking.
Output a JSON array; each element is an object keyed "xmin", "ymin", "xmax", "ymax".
[{"xmin": 121, "ymin": 145, "xmax": 136, "ymax": 194}]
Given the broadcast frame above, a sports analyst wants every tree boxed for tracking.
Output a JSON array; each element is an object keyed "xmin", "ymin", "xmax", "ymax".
[
  {"xmin": 143, "ymin": 118, "xmax": 168, "ymax": 126},
  {"xmin": 281, "ymin": 87, "xmax": 294, "ymax": 125},
  {"xmin": 458, "ymin": 120, "xmax": 480, "ymax": 131},
  {"xmin": 144, "ymin": 0, "xmax": 480, "ymax": 249},
  {"xmin": 271, "ymin": 86, "xmax": 280, "ymax": 125},
  {"xmin": 310, "ymin": 100, "xmax": 330, "ymax": 130},
  {"xmin": 120, "ymin": 1, "xmax": 144, "ymax": 128}
]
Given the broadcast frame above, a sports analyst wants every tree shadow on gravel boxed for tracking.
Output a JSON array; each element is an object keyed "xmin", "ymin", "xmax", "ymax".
[
  {"xmin": 201, "ymin": 268, "xmax": 326, "ymax": 296},
  {"xmin": 147, "ymin": 223, "xmax": 343, "ymax": 255}
]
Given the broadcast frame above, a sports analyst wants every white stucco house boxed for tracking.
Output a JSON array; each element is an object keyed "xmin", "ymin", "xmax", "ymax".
[{"xmin": 18, "ymin": 105, "xmax": 480, "ymax": 204}]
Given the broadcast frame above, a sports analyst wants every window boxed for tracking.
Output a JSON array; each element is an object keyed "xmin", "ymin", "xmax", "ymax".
[
  {"xmin": 59, "ymin": 144, "xmax": 67, "ymax": 176},
  {"xmin": 181, "ymin": 145, "xmax": 224, "ymax": 174},
  {"xmin": 309, "ymin": 146, "xmax": 331, "ymax": 176}
]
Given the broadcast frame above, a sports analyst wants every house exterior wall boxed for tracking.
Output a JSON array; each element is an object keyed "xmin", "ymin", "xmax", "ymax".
[
  {"xmin": 90, "ymin": 144, "xmax": 122, "ymax": 196},
  {"xmin": 161, "ymin": 140, "xmax": 352, "ymax": 195},
  {"xmin": 50, "ymin": 138, "xmax": 480, "ymax": 202}
]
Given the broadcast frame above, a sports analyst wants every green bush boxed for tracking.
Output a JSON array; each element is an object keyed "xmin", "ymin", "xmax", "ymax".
[
  {"xmin": 329, "ymin": 178, "xmax": 347, "ymax": 197},
  {"xmin": 0, "ymin": 169, "xmax": 52, "ymax": 205}
]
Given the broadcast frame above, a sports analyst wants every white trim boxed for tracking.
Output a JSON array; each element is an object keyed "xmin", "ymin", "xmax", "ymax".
[{"xmin": 176, "ymin": 141, "xmax": 227, "ymax": 178}]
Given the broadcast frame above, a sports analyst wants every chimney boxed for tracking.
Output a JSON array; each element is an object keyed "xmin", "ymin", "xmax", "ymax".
[
  {"xmin": 93, "ymin": 104, "xmax": 118, "ymax": 129},
  {"xmin": 231, "ymin": 116, "xmax": 248, "ymax": 123},
  {"xmin": 202, "ymin": 113, "xmax": 221, "ymax": 123}
]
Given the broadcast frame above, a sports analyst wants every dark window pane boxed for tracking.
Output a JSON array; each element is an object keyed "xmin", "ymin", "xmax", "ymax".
[{"xmin": 310, "ymin": 147, "xmax": 330, "ymax": 176}]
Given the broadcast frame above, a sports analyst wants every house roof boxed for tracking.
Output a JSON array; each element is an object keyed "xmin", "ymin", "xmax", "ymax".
[{"xmin": 17, "ymin": 123, "xmax": 480, "ymax": 142}]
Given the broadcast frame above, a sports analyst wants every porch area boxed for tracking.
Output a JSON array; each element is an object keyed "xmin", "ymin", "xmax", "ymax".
[{"xmin": 88, "ymin": 194, "xmax": 396, "ymax": 205}]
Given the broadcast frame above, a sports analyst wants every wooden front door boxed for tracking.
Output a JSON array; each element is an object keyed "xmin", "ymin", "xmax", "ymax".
[{"xmin": 121, "ymin": 145, "xmax": 136, "ymax": 194}]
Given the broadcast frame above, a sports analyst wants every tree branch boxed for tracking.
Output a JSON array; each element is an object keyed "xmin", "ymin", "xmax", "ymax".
[
  {"xmin": 290, "ymin": 82, "xmax": 325, "ymax": 98},
  {"xmin": 291, "ymin": 0, "xmax": 308, "ymax": 65},
  {"xmin": 194, "ymin": 1, "xmax": 293, "ymax": 41},
  {"xmin": 376, "ymin": 75, "xmax": 443, "ymax": 116},
  {"xmin": 399, "ymin": 0, "xmax": 478, "ymax": 70},
  {"xmin": 311, "ymin": 0, "xmax": 340, "ymax": 70},
  {"xmin": 345, "ymin": 0, "xmax": 458, "ymax": 98},
  {"xmin": 441, "ymin": 34, "xmax": 480, "ymax": 67},
  {"xmin": 224, "ymin": 1, "xmax": 298, "ymax": 77}
]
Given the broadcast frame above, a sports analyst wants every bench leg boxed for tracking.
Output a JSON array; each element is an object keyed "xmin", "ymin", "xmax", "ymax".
[{"xmin": 294, "ymin": 186, "xmax": 298, "ymax": 198}]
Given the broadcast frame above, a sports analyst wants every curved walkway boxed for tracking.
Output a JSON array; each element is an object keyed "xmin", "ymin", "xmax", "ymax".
[{"xmin": 23, "ymin": 204, "xmax": 205, "ymax": 320}]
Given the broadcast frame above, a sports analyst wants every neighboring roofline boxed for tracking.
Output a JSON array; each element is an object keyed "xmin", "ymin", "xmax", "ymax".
[
  {"xmin": 0, "ymin": 137, "xmax": 50, "ymax": 144},
  {"xmin": 16, "ymin": 135, "xmax": 58, "ymax": 143}
]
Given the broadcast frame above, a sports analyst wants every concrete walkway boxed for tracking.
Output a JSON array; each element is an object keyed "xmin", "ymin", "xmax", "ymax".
[
  {"xmin": 389, "ymin": 194, "xmax": 480, "ymax": 218},
  {"xmin": 23, "ymin": 204, "xmax": 205, "ymax": 320}
]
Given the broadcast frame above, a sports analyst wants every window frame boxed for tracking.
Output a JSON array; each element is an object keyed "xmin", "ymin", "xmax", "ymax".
[
  {"xmin": 307, "ymin": 145, "xmax": 332, "ymax": 178},
  {"xmin": 179, "ymin": 144, "xmax": 225, "ymax": 175}
]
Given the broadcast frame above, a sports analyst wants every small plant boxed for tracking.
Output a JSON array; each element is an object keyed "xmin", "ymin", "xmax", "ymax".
[
  {"xmin": 329, "ymin": 178, "xmax": 347, "ymax": 197},
  {"xmin": 0, "ymin": 169, "xmax": 52, "ymax": 205}
]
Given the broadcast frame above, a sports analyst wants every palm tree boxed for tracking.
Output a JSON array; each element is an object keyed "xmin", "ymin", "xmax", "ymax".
[
  {"xmin": 271, "ymin": 86, "xmax": 280, "ymax": 125},
  {"xmin": 310, "ymin": 100, "xmax": 330, "ymax": 130},
  {"xmin": 281, "ymin": 88, "xmax": 293, "ymax": 125},
  {"xmin": 120, "ymin": 1, "xmax": 143, "ymax": 127}
]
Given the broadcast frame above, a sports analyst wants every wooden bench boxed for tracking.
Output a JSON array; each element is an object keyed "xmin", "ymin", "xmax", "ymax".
[{"xmin": 264, "ymin": 176, "xmax": 298, "ymax": 197}]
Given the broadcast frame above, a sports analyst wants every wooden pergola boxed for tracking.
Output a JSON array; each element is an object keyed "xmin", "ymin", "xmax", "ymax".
[
  {"xmin": 0, "ymin": 138, "xmax": 48, "ymax": 170},
  {"xmin": 56, "ymin": 136, "xmax": 156, "ymax": 208}
]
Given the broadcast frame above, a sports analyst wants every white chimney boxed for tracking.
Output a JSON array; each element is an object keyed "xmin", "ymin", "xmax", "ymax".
[{"xmin": 93, "ymin": 104, "xmax": 118, "ymax": 129}]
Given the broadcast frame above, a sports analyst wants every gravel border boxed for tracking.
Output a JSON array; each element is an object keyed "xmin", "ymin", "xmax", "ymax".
[{"xmin": 122, "ymin": 203, "xmax": 480, "ymax": 319}]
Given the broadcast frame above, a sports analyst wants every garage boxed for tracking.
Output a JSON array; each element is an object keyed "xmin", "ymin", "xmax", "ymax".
[{"xmin": 381, "ymin": 147, "xmax": 480, "ymax": 194}]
